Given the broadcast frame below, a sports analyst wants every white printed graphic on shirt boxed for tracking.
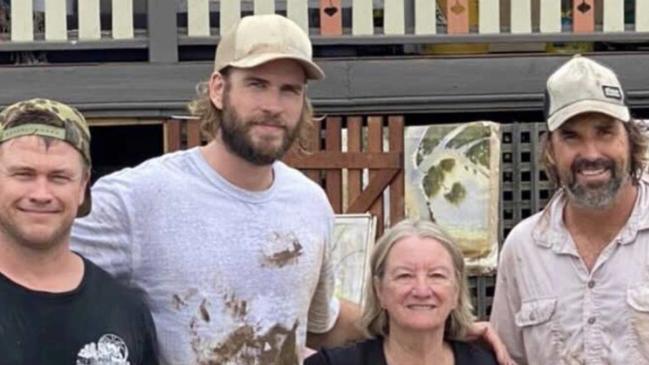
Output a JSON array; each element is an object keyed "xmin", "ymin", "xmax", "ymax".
[{"xmin": 76, "ymin": 333, "xmax": 130, "ymax": 365}]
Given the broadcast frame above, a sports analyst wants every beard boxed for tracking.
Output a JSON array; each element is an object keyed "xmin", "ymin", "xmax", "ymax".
[
  {"xmin": 561, "ymin": 157, "xmax": 628, "ymax": 209},
  {"xmin": 219, "ymin": 92, "xmax": 302, "ymax": 166},
  {"xmin": 0, "ymin": 212, "xmax": 73, "ymax": 252}
]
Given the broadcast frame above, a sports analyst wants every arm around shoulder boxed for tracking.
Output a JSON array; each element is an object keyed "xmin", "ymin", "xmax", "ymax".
[{"xmin": 307, "ymin": 299, "xmax": 365, "ymax": 350}]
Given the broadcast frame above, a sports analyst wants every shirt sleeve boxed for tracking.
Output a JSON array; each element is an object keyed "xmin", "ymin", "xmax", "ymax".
[
  {"xmin": 489, "ymin": 234, "xmax": 526, "ymax": 365},
  {"xmin": 71, "ymin": 171, "xmax": 136, "ymax": 284},
  {"xmin": 306, "ymin": 210, "xmax": 340, "ymax": 334}
]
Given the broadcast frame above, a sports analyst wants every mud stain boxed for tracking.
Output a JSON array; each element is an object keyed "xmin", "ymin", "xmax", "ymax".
[
  {"xmin": 223, "ymin": 293, "xmax": 248, "ymax": 319},
  {"xmin": 263, "ymin": 232, "xmax": 303, "ymax": 268},
  {"xmin": 171, "ymin": 288, "xmax": 199, "ymax": 310},
  {"xmin": 199, "ymin": 299, "xmax": 211, "ymax": 322},
  {"xmin": 195, "ymin": 322, "xmax": 300, "ymax": 365}
]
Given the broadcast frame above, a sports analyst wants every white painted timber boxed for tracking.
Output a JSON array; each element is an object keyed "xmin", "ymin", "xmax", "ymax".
[
  {"xmin": 79, "ymin": 0, "xmax": 101, "ymax": 40},
  {"xmin": 539, "ymin": 0, "xmax": 561, "ymax": 33},
  {"xmin": 11, "ymin": 0, "xmax": 33, "ymax": 41},
  {"xmin": 254, "ymin": 0, "xmax": 275, "ymax": 14},
  {"xmin": 220, "ymin": 1, "xmax": 241, "ymax": 35},
  {"xmin": 510, "ymin": 0, "xmax": 532, "ymax": 33},
  {"xmin": 603, "ymin": 0, "xmax": 625, "ymax": 32},
  {"xmin": 287, "ymin": 0, "xmax": 309, "ymax": 32},
  {"xmin": 414, "ymin": 0, "xmax": 435, "ymax": 34},
  {"xmin": 188, "ymin": 0, "xmax": 210, "ymax": 36},
  {"xmin": 112, "ymin": 0, "xmax": 134, "ymax": 39},
  {"xmin": 46, "ymin": 0, "xmax": 68, "ymax": 41},
  {"xmin": 638, "ymin": 0, "xmax": 649, "ymax": 31},
  {"xmin": 353, "ymin": 0, "xmax": 374, "ymax": 35},
  {"xmin": 384, "ymin": 0, "xmax": 405, "ymax": 34},
  {"xmin": 479, "ymin": 0, "xmax": 500, "ymax": 33}
]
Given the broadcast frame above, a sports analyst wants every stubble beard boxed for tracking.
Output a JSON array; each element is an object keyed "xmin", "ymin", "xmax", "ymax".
[
  {"xmin": 0, "ymin": 212, "xmax": 73, "ymax": 252},
  {"xmin": 219, "ymin": 92, "xmax": 302, "ymax": 166}
]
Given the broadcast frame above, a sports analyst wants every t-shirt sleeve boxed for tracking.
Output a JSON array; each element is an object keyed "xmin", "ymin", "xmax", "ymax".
[
  {"xmin": 304, "ymin": 351, "xmax": 331, "ymax": 365},
  {"xmin": 139, "ymin": 300, "xmax": 160, "ymax": 365},
  {"xmin": 306, "ymin": 204, "xmax": 340, "ymax": 334},
  {"xmin": 71, "ymin": 171, "xmax": 136, "ymax": 283}
]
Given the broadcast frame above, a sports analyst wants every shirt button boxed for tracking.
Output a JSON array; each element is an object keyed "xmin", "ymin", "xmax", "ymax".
[
  {"xmin": 588, "ymin": 317, "xmax": 596, "ymax": 325},
  {"xmin": 588, "ymin": 280, "xmax": 595, "ymax": 289}
]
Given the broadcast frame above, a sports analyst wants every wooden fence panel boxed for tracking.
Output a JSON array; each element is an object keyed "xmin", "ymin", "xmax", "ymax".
[
  {"xmin": 388, "ymin": 116, "xmax": 405, "ymax": 224},
  {"xmin": 603, "ymin": 0, "xmax": 624, "ymax": 32},
  {"xmin": 352, "ymin": 0, "xmax": 374, "ymax": 35},
  {"xmin": 188, "ymin": 0, "xmax": 210, "ymax": 36},
  {"xmin": 326, "ymin": 117, "xmax": 343, "ymax": 213},
  {"xmin": 220, "ymin": 1, "xmax": 241, "ymax": 35},
  {"xmin": 447, "ymin": 0, "xmax": 469, "ymax": 34},
  {"xmin": 79, "ymin": 0, "xmax": 101, "ymax": 40},
  {"xmin": 367, "ymin": 116, "xmax": 384, "ymax": 235},
  {"xmin": 510, "ymin": 0, "xmax": 532, "ymax": 33},
  {"xmin": 11, "ymin": 0, "xmax": 33, "ymax": 41},
  {"xmin": 414, "ymin": 0, "xmax": 436, "ymax": 34},
  {"xmin": 540, "ymin": 0, "xmax": 561, "ymax": 33},
  {"xmin": 573, "ymin": 0, "xmax": 595, "ymax": 32},
  {"xmin": 320, "ymin": 0, "xmax": 343, "ymax": 35},
  {"xmin": 347, "ymin": 117, "xmax": 363, "ymax": 212},
  {"xmin": 384, "ymin": 0, "xmax": 405, "ymax": 35},
  {"xmin": 46, "ymin": 0, "xmax": 68, "ymax": 41},
  {"xmin": 639, "ymin": 0, "xmax": 649, "ymax": 31},
  {"xmin": 254, "ymin": 0, "xmax": 275, "ymax": 15},
  {"xmin": 478, "ymin": 0, "xmax": 500, "ymax": 34},
  {"xmin": 287, "ymin": 0, "xmax": 309, "ymax": 32},
  {"xmin": 112, "ymin": 0, "xmax": 134, "ymax": 39}
]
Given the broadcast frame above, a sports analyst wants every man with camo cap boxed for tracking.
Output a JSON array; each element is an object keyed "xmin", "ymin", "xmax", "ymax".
[{"xmin": 0, "ymin": 98, "xmax": 159, "ymax": 364}]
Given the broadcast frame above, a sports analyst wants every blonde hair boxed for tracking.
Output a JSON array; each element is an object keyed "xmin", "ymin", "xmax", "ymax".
[{"xmin": 361, "ymin": 219, "xmax": 474, "ymax": 340}]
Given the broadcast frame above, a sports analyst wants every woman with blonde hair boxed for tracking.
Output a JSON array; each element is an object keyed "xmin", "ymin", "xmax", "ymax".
[{"xmin": 306, "ymin": 219, "xmax": 498, "ymax": 365}]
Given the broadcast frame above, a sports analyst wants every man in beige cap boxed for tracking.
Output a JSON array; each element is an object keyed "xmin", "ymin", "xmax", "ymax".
[
  {"xmin": 71, "ymin": 14, "xmax": 356, "ymax": 365},
  {"xmin": 491, "ymin": 55, "xmax": 649, "ymax": 364},
  {"xmin": 0, "ymin": 99, "xmax": 158, "ymax": 364}
]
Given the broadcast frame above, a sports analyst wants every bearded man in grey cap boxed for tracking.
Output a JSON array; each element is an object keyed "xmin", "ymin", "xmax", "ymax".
[{"xmin": 491, "ymin": 55, "xmax": 649, "ymax": 364}]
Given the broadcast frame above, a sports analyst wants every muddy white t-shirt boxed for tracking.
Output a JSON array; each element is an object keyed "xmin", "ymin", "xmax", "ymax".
[{"xmin": 71, "ymin": 148, "xmax": 339, "ymax": 365}]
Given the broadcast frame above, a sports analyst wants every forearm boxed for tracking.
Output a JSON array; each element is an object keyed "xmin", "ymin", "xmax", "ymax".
[{"xmin": 306, "ymin": 299, "xmax": 364, "ymax": 349}]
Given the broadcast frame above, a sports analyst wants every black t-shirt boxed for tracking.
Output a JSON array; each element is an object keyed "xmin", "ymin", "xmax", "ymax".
[
  {"xmin": 0, "ymin": 256, "xmax": 158, "ymax": 365},
  {"xmin": 305, "ymin": 336, "xmax": 498, "ymax": 365}
]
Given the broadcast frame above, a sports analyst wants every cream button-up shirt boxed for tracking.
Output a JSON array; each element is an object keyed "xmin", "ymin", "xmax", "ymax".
[{"xmin": 491, "ymin": 179, "xmax": 649, "ymax": 365}]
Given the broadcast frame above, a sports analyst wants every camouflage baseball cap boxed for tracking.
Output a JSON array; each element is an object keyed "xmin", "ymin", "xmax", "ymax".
[{"xmin": 0, "ymin": 98, "xmax": 92, "ymax": 216}]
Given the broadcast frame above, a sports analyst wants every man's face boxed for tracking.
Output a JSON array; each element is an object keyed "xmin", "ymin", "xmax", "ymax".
[
  {"xmin": 550, "ymin": 113, "xmax": 631, "ymax": 209},
  {"xmin": 0, "ymin": 136, "xmax": 88, "ymax": 250},
  {"xmin": 210, "ymin": 59, "xmax": 307, "ymax": 165}
]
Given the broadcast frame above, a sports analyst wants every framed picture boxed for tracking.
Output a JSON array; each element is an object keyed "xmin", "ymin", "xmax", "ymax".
[{"xmin": 331, "ymin": 213, "xmax": 377, "ymax": 305}]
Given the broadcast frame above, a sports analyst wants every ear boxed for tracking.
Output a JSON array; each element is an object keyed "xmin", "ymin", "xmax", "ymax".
[
  {"xmin": 208, "ymin": 71, "xmax": 226, "ymax": 110},
  {"xmin": 78, "ymin": 168, "xmax": 90, "ymax": 207}
]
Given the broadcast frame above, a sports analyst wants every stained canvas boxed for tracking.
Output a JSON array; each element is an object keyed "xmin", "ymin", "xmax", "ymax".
[
  {"xmin": 404, "ymin": 122, "xmax": 501, "ymax": 274},
  {"xmin": 331, "ymin": 214, "xmax": 377, "ymax": 305}
]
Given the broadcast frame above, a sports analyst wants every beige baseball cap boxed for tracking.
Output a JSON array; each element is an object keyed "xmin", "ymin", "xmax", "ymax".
[
  {"xmin": 214, "ymin": 14, "xmax": 325, "ymax": 80},
  {"xmin": 545, "ymin": 55, "xmax": 630, "ymax": 131}
]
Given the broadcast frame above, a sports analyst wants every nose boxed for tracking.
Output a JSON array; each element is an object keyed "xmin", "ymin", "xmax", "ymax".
[
  {"xmin": 410, "ymin": 276, "xmax": 432, "ymax": 298},
  {"xmin": 259, "ymin": 89, "xmax": 283, "ymax": 116},
  {"xmin": 578, "ymin": 139, "xmax": 603, "ymax": 161},
  {"xmin": 28, "ymin": 177, "xmax": 54, "ymax": 204}
]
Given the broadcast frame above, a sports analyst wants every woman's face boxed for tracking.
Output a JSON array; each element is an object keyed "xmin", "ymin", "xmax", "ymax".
[{"xmin": 376, "ymin": 236, "xmax": 459, "ymax": 334}]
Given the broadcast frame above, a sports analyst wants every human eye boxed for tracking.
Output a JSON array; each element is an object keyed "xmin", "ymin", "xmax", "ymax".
[
  {"xmin": 50, "ymin": 173, "xmax": 72, "ymax": 184},
  {"xmin": 247, "ymin": 79, "xmax": 266, "ymax": 89},
  {"xmin": 11, "ymin": 170, "xmax": 34, "ymax": 180}
]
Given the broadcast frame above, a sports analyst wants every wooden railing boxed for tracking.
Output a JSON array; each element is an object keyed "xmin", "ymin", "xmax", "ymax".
[{"xmin": 1, "ymin": 1, "xmax": 648, "ymax": 54}]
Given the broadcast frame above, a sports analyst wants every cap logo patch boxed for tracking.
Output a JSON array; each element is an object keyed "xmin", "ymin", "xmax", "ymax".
[{"xmin": 602, "ymin": 85, "xmax": 622, "ymax": 100}]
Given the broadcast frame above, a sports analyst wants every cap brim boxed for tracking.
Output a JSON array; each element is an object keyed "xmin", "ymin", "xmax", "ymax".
[
  {"xmin": 76, "ymin": 184, "xmax": 92, "ymax": 217},
  {"xmin": 547, "ymin": 100, "xmax": 630, "ymax": 131},
  {"xmin": 228, "ymin": 53, "xmax": 325, "ymax": 80}
]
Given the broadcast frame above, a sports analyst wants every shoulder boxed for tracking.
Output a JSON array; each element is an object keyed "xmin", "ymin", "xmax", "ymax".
[
  {"xmin": 274, "ymin": 161, "xmax": 332, "ymax": 208},
  {"xmin": 305, "ymin": 338, "xmax": 384, "ymax": 365},
  {"xmin": 450, "ymin": 340, "xmax": 498, "ymax": 365},
  {"xmin": 82, "ymin": 258, "xmax": 150, "ymax": 312}
]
